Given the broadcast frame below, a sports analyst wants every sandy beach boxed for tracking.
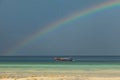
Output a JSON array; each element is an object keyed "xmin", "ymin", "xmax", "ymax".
[
  {"xmin": 1, "ymin": 77, "xmax": 120, "ymax": 80},
  {"xmin": 0, "ymin": 70, "xmax": 120, "ymax": 80}
]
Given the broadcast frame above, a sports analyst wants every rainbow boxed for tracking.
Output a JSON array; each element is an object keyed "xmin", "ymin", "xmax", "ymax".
[{"xmin": 6, "ymin": 0, "xmax": 120, "ymax": 55}]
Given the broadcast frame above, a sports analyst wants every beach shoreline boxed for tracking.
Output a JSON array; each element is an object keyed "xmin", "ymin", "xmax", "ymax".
[{"xmin": 0, "ymin": 70, "xmax": 120, "ymax": 80}]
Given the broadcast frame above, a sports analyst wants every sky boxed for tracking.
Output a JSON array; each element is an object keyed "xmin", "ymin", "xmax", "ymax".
[{"xmin": 0, "ymin": 0, "xmax": 120, "ymax": 56}]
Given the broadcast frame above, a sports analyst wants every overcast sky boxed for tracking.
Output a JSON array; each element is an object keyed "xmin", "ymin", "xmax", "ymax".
[{"xmin": 0, "ymin": 0, "xmax": 120, "ymax": 56}]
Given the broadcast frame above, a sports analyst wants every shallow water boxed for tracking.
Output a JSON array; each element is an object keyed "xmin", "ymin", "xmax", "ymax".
[{"xmin": 0, "ymin": 56, "xmax": 120, "ymax": 72}]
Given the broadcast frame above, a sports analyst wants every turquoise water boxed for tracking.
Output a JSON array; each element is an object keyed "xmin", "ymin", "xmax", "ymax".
[
  {"xmin": 0, "ymin": 56, "xmax": 120, "ymax": 71},
  {"xmin": 0, "ymin": 62, "xmax": 120, "ymax": 72}
]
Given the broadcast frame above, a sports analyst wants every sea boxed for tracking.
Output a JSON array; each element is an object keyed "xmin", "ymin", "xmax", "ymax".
[{"xmin": 0, "ymin": 56, "xmax": 120, "ymax": 71}]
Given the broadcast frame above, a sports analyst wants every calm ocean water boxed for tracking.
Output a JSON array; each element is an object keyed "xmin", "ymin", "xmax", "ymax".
[
  {"xmin": 0, "ymin": 56, "xmax": 120, "ymax": 71},
  {"xmin": 0, "ymin": 56, "xmax": 120, "ymax": 62}
]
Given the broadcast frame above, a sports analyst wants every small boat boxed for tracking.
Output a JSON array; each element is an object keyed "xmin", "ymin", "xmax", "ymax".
[{"xmin": 54, "ymin": 57, "xmax": 73, "ymax": 61}]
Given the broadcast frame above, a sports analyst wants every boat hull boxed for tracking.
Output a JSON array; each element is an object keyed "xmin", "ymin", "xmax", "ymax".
[{"xmin": 54, "ymin": 57, "xmax": 73, "ymax": 61}]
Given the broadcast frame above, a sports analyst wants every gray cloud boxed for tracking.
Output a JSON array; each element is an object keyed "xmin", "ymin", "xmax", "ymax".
[{"xmin": 0, "ymin": 0, "xmax": 120, "ymax": 56}]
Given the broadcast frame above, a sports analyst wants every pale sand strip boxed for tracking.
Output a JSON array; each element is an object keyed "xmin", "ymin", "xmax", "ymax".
[
  {"xmin": 0, "ymin": 77, "xmax": 120, "ymax": 80},
  {"xmin": 89, "ymin": 77, "xmax": 120, "ymax": 80},
  {"xmin": 0, "ymin": 70, "xmax": 120, "ymax": 80}
]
